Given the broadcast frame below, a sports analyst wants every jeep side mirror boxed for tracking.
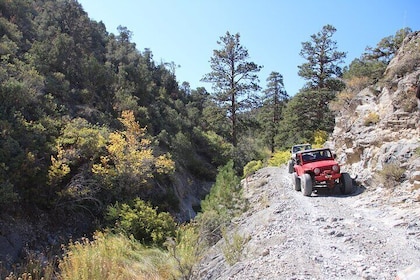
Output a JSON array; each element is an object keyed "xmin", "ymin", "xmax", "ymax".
[{"xmin": 333, "ymin": 153, "xmax": 337, "ymax": 159}]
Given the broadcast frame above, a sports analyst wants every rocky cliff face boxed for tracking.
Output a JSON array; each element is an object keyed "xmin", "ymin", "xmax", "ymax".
[{"xmin": 328, "ymin": 31, "xmax": 420, "ymax": 200}]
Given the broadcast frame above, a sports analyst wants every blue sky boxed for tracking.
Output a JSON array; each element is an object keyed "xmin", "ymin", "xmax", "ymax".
[{"xmin": 78, "ymin": 0, "xmax": 420, "ymax": 96}]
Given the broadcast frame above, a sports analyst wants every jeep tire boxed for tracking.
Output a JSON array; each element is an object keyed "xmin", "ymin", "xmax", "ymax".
[
  {"xmin": 340, "ymin": 172, "xmax": 353, "ymax": 194},
  {"xmin": 288, "ymin": 160, "xmax": 294, "ymax": 173},
  {"xmin": 301, "ymin": 173, "xmax": 312, "ymax": 196},
  {"xmin": 293, "ymin": 172, "xmax": 301, "ymax": 191}
]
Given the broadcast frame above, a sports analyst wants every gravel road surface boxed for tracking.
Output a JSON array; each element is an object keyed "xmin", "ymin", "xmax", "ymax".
[{"xmin": 196, "ymin": 166, "xmax": 420, "ymax": 280}]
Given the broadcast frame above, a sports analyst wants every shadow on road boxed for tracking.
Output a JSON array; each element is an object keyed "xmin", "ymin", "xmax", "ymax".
[{"xmin": 311, "ymin": 183, "xmax": 366, "ymax": 198}]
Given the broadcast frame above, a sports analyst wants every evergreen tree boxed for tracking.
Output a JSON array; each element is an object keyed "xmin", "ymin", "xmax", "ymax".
[
  {"xmin": 201, "ymin": 31, "xmax": 262, "ymax": 146},
  {"xmin": 260, "ymin": 72, "xmax": 289, "ymax": 153},
  {"xmin": 298, "ymin": 24, "xmax": 346, "ymax": 91},
  {"xmin": 342, "ymin": 58, "xmax": 386, "ymax": 86},
  {"xmin": 277, "ymin": 89, "xmax": 335, "ymax": 149},
  {"xmin": 363, "ymin": 27, "xmax": 412, "ymax": 64}
]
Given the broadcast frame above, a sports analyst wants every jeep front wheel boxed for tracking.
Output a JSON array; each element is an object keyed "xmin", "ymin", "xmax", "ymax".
[
  {"xmin": 301, "ymin": 173, "xmax": 312, "ymax": 196},
  {"xmin": 293, "ymin": 172, "xmax": 301, "ymax": 191},
  {"xmin": 339, "ymin": 172, "xmax": 353, "ymax": 194}
]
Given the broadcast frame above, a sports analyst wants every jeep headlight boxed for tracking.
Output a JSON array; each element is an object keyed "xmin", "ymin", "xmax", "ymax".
[
  {"xmin": 314, "ymin": 168, "xmax": 321, "ymax": 175},
  {"xmin": 332, "ymin": 165, "xmax": 340, "ymax": 172}
]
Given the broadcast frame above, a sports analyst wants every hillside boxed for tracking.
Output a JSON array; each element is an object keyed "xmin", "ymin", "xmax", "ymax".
[
  {"xmin": 194, "ymin": 32, "xmax": 420, "ymax": 279},
  {"xmin": 329, "ymin": 31, "xmax": 420, "ymax": 199},
  {"xmin": 1, "ymin": 0, "xmax": 419, "ymax": 278}
]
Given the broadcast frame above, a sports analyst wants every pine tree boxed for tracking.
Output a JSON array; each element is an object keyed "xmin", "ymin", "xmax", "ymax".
[
  {"xmin": 202, "ymin": 31, "xmax": 262, "ymax": 146},
  {"xmin": 298, "ymin": 24, "xmax": 346, "ymax": 91},
  {"xmin": 363, "ymin": 27, "xmax": 412, "ymax": 64},
  {"xmin": 260, "ymin": 72, "xmax": 289, "ymax": 152}
]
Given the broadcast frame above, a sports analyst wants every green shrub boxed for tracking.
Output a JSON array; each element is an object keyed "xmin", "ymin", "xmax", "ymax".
[
  {"xmin": 106, "ymin": 198, "xmax": 176, "ymax": 246},
  {"xmin": 342, "ymin": 58, "xmax": 386, "ymax": 86},
  {"xmin": 415, "ymin": 146, "xmax": 420, "ymax": 157},
  {"xmin": 0, "ymin": 180, "xmax": 19, "ymax": 207},
  {"xmin": 200, "ymin": 161, "xmax": 242, "ymax": 215},
  {"xmin": 222, "ymin": 229, "xmax": 250, "ymax": 266},
  {"xmin": 243, "ymin": 160, "xmax": 263, "ymax": 178},
  {"xmin": 165, "ymin": 223, "xmax": 205, "ymax": 280},
  {"xmin": 201, "ymin": 130, "xmax": 233, "ymax": 167},
  {"xmin": 199, "ymin": 160, "xmax": 245, "ymax": 244}
]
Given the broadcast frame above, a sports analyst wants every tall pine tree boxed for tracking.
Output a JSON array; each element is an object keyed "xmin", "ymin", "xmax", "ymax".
[
  {"xmin": 201, "ymin": 31, "xmax": 262, "ymax": 146},
  {"xmin": 298, "ymin": 24, "xmax": 346, "ymax": 91},
  {"xmin": 260, "ymin": 72, "xmax": 289, "ymax": 153}
]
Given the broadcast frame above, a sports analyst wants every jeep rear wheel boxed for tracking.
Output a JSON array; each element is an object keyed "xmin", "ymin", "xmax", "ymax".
[
  {"xmin": 301, "ymin": 173, "xmax": 312, "ymax": 196},
  {"xmin": 293, "ymin": 172, "xmax": 301, "ymax": 191},
  {"xmin": 340, "ymin": 172, "xmax": 353, "ymax": 194},
  {"xmin": 288, "ymin": 160, "xmax": 294, "ymax": 173}
]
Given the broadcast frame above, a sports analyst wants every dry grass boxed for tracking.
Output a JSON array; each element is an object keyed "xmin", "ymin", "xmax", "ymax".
[
  {"xmin": 346, "ymin": 76, "xmax": 372, "ymax": 92},
  {"xmin": 363, "ymin": 112, "xmax": 380, "ymax": 126},
  {"xmin": 258, "ymin": 192, "xmax": 270, "ymax": 208},
  {"xmin": 377, "ymin": 163, "xmax": 405, "ymax": 188},
  {"xmin": 59, "ymin": 231, "xmax": 178, "ymax": 280}
]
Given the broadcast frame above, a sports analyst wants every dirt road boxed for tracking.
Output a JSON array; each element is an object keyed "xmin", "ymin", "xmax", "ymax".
[{"xmin": 196, "ymin": 166, "xmax": 420, "ymax": 279}]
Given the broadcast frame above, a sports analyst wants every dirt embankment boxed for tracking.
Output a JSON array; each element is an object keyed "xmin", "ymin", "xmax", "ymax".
[{"xmin": 195, "ymin": 166, "xmax": 420, "ymax": 280}]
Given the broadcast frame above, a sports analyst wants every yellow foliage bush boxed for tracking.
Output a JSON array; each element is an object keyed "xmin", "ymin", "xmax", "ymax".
[
  {"xmin": 243, "ymin": 160, "xmax": 263, "ymax": 178},
  {"xmin": 92, "ymin": 110, "xmax": 174, "ymax": 194},
  {"xmin": 48, "ymin": 145, "xmax": 71, "ymax": 186},
  {"xmin": 313, "ymin": 130, "xmax": 328, "ymax": 148},
  {"xmin": 268, "ymin": 150, "xmax": 290, "ymax": 166}
]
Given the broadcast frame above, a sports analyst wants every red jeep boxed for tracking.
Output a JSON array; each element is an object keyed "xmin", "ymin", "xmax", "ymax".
[{"xmin": 292, "ymin": 148, "xmax": 353, "ymax": 196}]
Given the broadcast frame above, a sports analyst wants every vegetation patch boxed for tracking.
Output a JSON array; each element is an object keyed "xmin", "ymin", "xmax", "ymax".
[
  {"xmin": 222, "ymin": 229, "xmax": 250, "ymax": 266},
  {"xmin": 165, "ymin": 223, "xmax": 205, "ymax": 280},
  {"xmin": 59, "ymin": 232, "xmax": 177, "ymax": 280},
  {"xmin": 268, "ymin": 150, "xmax": 290, "ymax": 166},
  {"xmin": 198, "ymin": 161, "xmax": 245, "ymax": 245},
  {"xmin": 415, "ymin": 146, "xmax": 420, "ymax": 157},
  {"xmin": 363, "ymin": 112, "xmax": 380, "ymax": 126},
  {"xmin": 384, "ymin": 37, "xmax": 420, "ymax": 80},
  {"xmin": 329, "ymin": 88, "xmax": 358, "ymax": 114},
  {"xmin": 106, "ymin": 198, "xmax": 176, "ymax": 246},
  {"xmin": 243, "ymin": 160, "xmax": 263, "ymax": 178},
  {"xmin": 377, "ymin": 163, "xmax": 405, "ymax": 188}
]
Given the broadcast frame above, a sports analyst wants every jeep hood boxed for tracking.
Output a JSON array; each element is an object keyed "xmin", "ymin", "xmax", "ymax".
[{"xmin": 302, "ymin": 160, "xmax": 338, "ymax": 170}]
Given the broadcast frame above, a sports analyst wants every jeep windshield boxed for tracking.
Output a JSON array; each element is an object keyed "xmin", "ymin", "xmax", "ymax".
[
  {"xmin": 292, "ymin": 144, "xmax": 312, "ymax": 154},
  {"xmin": 300, "ymin": 149, "xmax": 333, "ymax": 163}
]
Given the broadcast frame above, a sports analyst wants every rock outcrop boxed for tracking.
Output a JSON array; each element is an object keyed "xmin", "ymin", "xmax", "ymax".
[{"xmin": 328, "ymin": 31, "xmax": 420, "ymax": 200}]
